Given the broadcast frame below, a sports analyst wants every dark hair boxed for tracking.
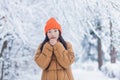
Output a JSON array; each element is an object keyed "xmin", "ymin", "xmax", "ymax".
[{"xmin": 40, "ymin": 31, "xmax": 67, "ymax": 51}]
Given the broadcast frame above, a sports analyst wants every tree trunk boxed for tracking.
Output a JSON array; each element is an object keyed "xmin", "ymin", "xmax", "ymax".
[
  {"xmin": 110, "ymin": 47, "xmax": 116, "ymax": 63},
  {"xmin": 97, "ymin": 38, "xmax": 103, "ymax": 70},
  {"xmin": 0, "ymin": 40, "xmax": 7, "ymax": 80},
  {"xmin": 109, "ymin": 20, "xmax": 116, "ymax": 63},
  {"xmin": 0, "ymin": 61, "xmax": 4, "ymax": 80}
]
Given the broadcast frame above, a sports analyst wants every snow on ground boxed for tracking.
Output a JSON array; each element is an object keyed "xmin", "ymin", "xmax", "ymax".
[
  {"xmin": 33, "ymin": 69, "xmax": 118, "ymax": 80},
  {"xmin": 73, "ymin": 69, "xmax": 118, "ymax": 80},
  {"xmin": 31, "ymin": 61, "xmax": 119, "ymax": 80}
]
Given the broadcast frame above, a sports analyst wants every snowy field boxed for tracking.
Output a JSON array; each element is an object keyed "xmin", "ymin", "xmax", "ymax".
[
  {"xmin": 32, "ymin": 69, "xmax": 118, "ymax": 80},
  {"xmin": 73, "ymin": 69, "xmax": 118, "ymax": 80},
  {"xmin": 32, "ymin": 61, "xmax": 120, "ymax": 80},
  {"xmin": 0, "ymin": 0, "xmax": 120, "ymax": 80}
]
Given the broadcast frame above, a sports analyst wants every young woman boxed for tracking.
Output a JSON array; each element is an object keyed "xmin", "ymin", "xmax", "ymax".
[{"xmin": 34, "ymin": 17, "xmax": 75, "ymax": 80}]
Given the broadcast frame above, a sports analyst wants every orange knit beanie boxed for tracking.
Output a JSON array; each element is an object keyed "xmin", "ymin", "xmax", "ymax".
[{"xmin": 44, "ymin": 17, "xmax": 62, "ymax": 34}]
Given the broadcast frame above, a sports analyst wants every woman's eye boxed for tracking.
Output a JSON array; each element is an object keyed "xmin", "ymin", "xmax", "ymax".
[
  {"xmin": 54, "ymin": 30, "xmax": 57, "ymax": 32},
  {"xmin": 48, "ymin": 31, "xmax": 51, "ymax": 33}
]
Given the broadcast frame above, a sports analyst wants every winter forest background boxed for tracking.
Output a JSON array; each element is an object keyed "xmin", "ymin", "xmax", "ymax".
[{"xmin": 0, "ymin": 0, "xmax": 120, "ymax": 80}]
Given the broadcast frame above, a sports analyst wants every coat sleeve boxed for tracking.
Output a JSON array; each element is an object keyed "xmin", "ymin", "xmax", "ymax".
[
  {"xmin": 53, "ymin": 41, "xmax": 75, "ymax": 69},
  {"xmin": 34, "ymin": 42, "xmax": 53, "ymax": 70}
]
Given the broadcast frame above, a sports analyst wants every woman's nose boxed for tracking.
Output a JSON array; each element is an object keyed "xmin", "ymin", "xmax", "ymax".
[{"xmin": 51, "ymin": 32, "xmax": 55, "ymax": 35}]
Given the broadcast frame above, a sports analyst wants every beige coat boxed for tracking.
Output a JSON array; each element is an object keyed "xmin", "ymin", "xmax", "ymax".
[{"xmin": 34, "ymin": 41, "xmax": 75, "ymax": 80}]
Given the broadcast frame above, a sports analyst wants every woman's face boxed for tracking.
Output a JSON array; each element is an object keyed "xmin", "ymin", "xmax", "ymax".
[{"xmin": 47, "ymin": 28, "xmax": 59, "ymax": 40}]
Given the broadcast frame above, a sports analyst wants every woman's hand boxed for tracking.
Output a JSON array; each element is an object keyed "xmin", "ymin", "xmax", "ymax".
[{"xmin": 49, "ymin": 38, "xmax": 57, "ymax": 46}]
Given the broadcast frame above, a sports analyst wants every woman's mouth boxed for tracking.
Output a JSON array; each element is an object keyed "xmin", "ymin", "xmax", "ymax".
[{"xmin": 51, "ymin": 37, "xmax": 56, "ymax": 39}]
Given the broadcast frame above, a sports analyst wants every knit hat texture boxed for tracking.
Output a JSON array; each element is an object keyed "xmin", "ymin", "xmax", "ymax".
[{"xmin": 44, "ymin": 17, "xmax": 62, "ymax": 34}]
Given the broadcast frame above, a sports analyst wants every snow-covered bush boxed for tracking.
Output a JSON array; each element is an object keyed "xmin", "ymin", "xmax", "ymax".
[{"xmin": 101, "ymin": 62, "xmax": 120, "ymax": 79}]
